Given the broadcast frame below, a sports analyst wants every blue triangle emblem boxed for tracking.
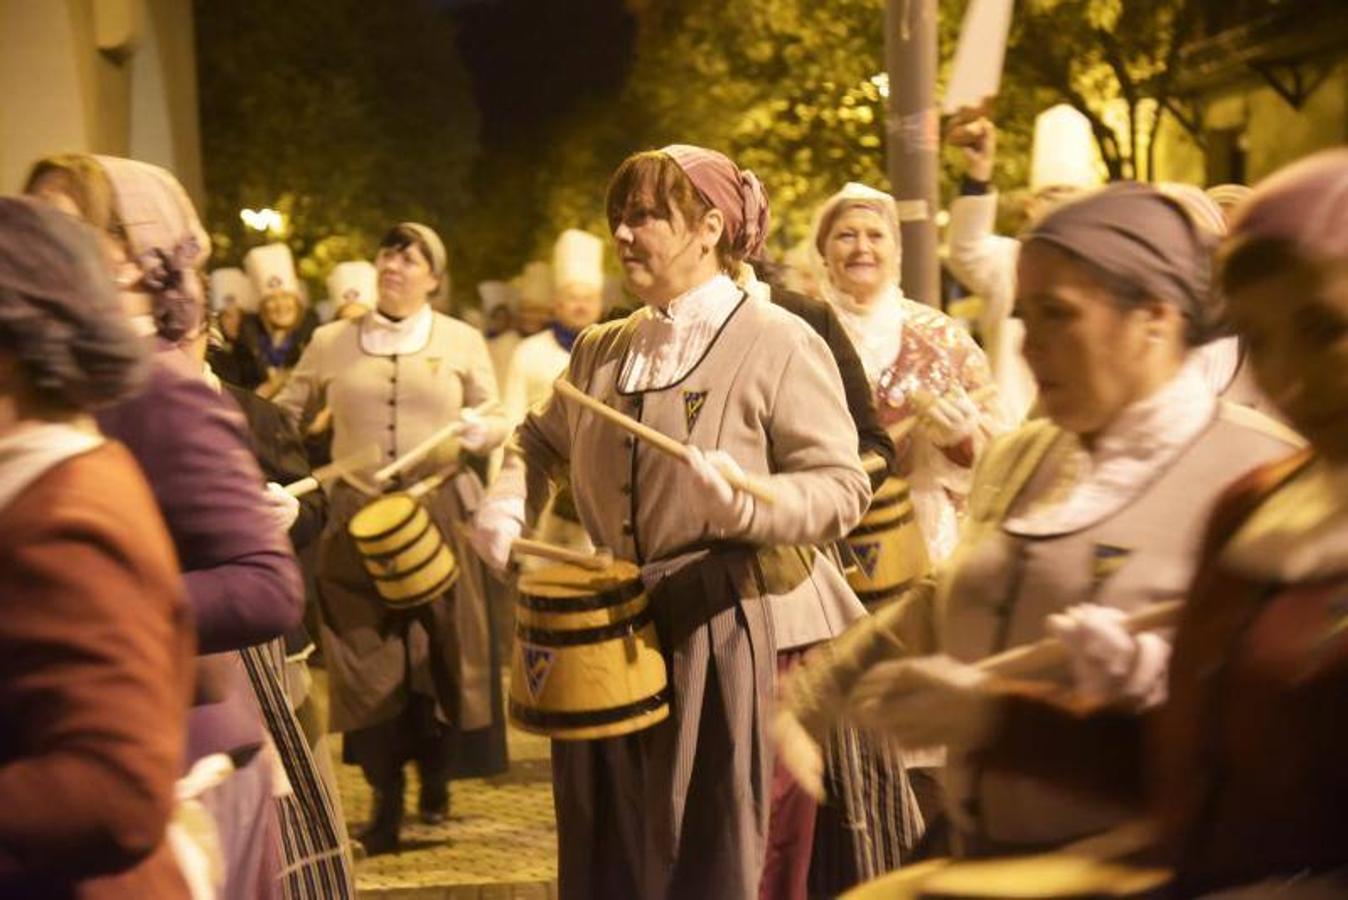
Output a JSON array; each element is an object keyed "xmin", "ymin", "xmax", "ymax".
[
  {"xmin": 521, "ymin": 643, "xmax": 555, "ymax": 700},
  {"xmin": 853, "ymin": 543, "xmax": 880, "ymax": 580}
]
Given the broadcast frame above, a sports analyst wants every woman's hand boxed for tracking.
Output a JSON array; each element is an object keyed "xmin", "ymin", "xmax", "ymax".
[
  {"xmin": 685, "ymin": 447, "xmax": 754, "ymax": 537},
  {"xmin": 262, "ymin": 482, "xmax": 300, "ymax": 534},
  {"xmin": 847, "ymin": 655, "xmax": 1000, "ymax": 751},
  {"xmin": 1047, "ymin": 604, "xmax": 1171, "ymax": 708},
  {"xmin": 468, "ymin": 498, "xmax": 524, "ymax": 574},
  {"xmin": 457, "ymin": 407, "xmax": 494, "ymax": 454},
  {"xmin": 913, "ymin": 387, "xmax": 981, "ymax": 448}
]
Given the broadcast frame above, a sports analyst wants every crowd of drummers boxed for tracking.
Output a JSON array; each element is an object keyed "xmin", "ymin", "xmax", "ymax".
[{"xmin": 3, "ymin": 103, "xmax": 1348, "ymax": 900}]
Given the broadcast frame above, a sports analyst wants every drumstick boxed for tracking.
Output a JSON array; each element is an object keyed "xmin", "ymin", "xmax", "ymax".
[
  {"xmin": 374, "ymin": 421, "xmax": 465, "ymax": 484},
  {"xmin": 511, "ymin": 539, "xmax": 614, "ymax": 571},
  {"xmin": 553, "ymin": 379, "xmax": 777, "ymax": 505},
  {"xmin": 404, "ymin": 463, "xmax": 461, "ymax": 501},
  {"xmin": 975, "ymin": 600, "xmax": 1182, "ymax": 679},
  {"xmin": 284, "ymin": 444, "xmax": 381, "ymax": 497}
]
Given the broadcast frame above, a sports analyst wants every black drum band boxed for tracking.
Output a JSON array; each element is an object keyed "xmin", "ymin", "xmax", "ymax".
[
  {"xmin": 378, "ymin": 569, "xmax": 458, "ymax": 610},
  {"xmin": 866, "ymin": 487, "xmax": 912, "ymax": 512},
  {"xmin": 848, "ymin": 508, "xmax": 916, "ymax": 538},
  {"xmin": 517, "ymin": 578, "xmax": 645, "ymax": 613},
  {"xmin": 855, "ymin": 579, "xmax": 917, "ymax": 607},
  {"xmin": 368, "ymin": 537, "xmax": 447, "ymax": 582},
  {"xmin": 515, "ymin": 607, "xmax": 653, "ymax": 647},
  {"xmin": 509, "ymin": 688, "xmax": 669, "ymax": 731},
  {"xmin": 354, "ymin": 508, "xmax": 430, "ymax": 550}
]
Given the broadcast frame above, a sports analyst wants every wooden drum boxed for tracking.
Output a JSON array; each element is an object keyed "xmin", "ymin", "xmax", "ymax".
[
  {"xmin": 509, "ymin": 560, "xmax": 669, "ymax": 741},
  {"xmin": 348, "ymin": 493, "xmax": 459, "ymax": 610},
  {"xmin": 843, "ymin": 826, "xmax": 1171, "ymax": 899},
  {"xmin": 845, "ymin": 476, "xmax": 930, "ymax": 608}
]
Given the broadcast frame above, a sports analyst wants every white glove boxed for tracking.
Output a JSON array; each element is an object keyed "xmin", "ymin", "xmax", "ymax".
[
  {"xmin": 457, "ymin": 407, "xmax": 495, "ymax": 454},
  {"xmin": 915, "ymin": 388, "xmax": 981, "ymax": 448},
  {"xmin": 262, "ymin": 482, "xmax": 301, "ymax": 533},
  {"xmin": 1047, "ymin": 604, "xmax": 1171, "ymax": 708},
  {"xmin": 469, "ymin": 497, "xmax": 524, "ymax": 574},
  {"xmin": 846, "ymin": 655, "xmax": 999, "ymax": 751},
  {"xmin": 685, "ymin": 447, "xmax": 753, "ymax": 537},
  {"xmin": 772, "ymin": 710, "xmax": 826, "ymax": 802}
]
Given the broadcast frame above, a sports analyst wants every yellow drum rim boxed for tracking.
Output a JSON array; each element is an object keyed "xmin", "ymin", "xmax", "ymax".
[{"xmin": 349, "ymin": 493, "xmax": 421, "ymax": 542}]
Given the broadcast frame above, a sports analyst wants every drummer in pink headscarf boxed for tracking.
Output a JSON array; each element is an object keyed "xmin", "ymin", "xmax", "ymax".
[{"xmin": 472, "ymin": 145, "xmax": 870, "ymax": 899}]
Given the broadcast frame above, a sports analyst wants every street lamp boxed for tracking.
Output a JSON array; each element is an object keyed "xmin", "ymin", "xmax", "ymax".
[{"xmin": 240, "ymin": 207, "xmax": 286, "ymax": 235}]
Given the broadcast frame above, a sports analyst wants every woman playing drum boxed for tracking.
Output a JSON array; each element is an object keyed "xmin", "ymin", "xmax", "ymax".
[
  {"xmin": 472, "ymin": 145, "xmax": 870, "ymax": 900},
  {"xmin": 275, "ymin": 222, "xmax": 510, "ymax": 855},
  {"xmin": 777, "ymin": 182, "xmax": 1301, "ymax": 861},
  {"xmin": 821, "ymin": 149, "xmax": 1348, "ymax": 899}
]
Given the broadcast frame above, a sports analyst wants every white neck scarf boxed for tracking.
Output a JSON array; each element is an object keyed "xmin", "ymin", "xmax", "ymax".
[
  {"xmin": 618, "ymin": 274, "xmax": 743, "ymax": 392},
  {"xmin": 360, "ymin": 304, "xmax": 433, "ymax": 356},
  {"xmin": 827, "ymin": 283, "xmax": 907, "ymax": 385},
  {"xmin": 1005, "ymin": 356, "xmax": 1217, "ymax": 536}
]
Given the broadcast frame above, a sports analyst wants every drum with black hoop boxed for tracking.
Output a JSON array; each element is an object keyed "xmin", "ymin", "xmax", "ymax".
[
  {"xmin": 508, "ymin": 560, "xmax": 669, "ymax": 741},
  {"xmin": 845, "ymin": 476, "xmax": 930, "ymax": 608},
  {"xmin": 347, "ymin": 493, "xmax": 459, "ymax": 610}
]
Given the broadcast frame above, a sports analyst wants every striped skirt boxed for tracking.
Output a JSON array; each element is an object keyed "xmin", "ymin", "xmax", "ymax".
[{"xmin": 241, "ymin": 640, "xmax": 356, "ymax": 900}]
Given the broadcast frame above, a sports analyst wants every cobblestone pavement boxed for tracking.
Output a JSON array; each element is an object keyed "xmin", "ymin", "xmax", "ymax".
[{"xmin": 323, "ymin": 674, "xmax": 559, "ymax": 898}]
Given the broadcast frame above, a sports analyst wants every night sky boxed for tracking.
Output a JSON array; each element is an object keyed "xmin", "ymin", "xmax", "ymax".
[{"xmin": 442, "ymin": 0, "xmax": 637, "ymax": 146}]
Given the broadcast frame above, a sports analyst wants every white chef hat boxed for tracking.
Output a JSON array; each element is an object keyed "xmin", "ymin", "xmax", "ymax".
[
  {"xmin": 244, "ymin": 242, "xmax": 300, "ymax": 299},
  {"xmin": 552, "ymin": 229, "xmax": 604, "ymax": 293},
  {"xmin": 1030, "ymin": 104, "xmax": 1105, "ymax": 193},
  {"xmin": 326, "ymin": 260, "xmax": 377, "ymax": 310},
  {"xmin": 478, "ymin": 280, "xmax": 516, "ymax": 316},
  {"xmin": 517, "ymin": 260, "xmax": 553, "ymax": 310},
  {"xmin": 209, "ymin": 267, "xmax": 258, "ymax": 313}
]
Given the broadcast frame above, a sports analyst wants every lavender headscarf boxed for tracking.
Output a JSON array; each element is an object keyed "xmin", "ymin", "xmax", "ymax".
[
  {"xmin": 94, "ymin": 156, "xmax": 211, "ymax": 343},
  {"xmin": 0, "ymin": 197, "xmax": 145, "ymax": 408},
  {"xmin": 1022, "ymin": 181, "xmax": 1217, "ymax": 341},
  {"xmin": 662, "ymin": 144, "xmax": 770, "ymax": 261}
]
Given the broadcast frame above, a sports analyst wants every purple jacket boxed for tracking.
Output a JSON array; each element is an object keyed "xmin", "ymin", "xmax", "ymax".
[{"xmin": 96, "ymin": 343, "xmax": 303, "ymax": 760}]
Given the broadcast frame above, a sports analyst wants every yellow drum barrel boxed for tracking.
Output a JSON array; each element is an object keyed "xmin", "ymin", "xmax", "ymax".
[
  {"xmin": 348, "ymin": 493, "xmax": 459, "ymax": 610},
  {"xmin": 509, "ymin": 560, "xmax": 669, "ymax": 741},
  {"xmin": 845, "ymin": 477, "xmax": 930, "ymax": 608}
]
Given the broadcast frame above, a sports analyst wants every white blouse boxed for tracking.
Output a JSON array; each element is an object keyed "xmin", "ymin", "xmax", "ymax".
[
  {"xmin": 359, "ymin": 304, "xmax": 433, "ymax": 356},
  {"xmin": 827, "ymin": 284, "xmax": 906, "ymax": 386},
  {"xmin": 1005, "ymin": 356, "xmax": 1217, "ymax": 536},
  {"xmin": 618, "ymin": 274, "xmax": 743, "ymax": 392}
]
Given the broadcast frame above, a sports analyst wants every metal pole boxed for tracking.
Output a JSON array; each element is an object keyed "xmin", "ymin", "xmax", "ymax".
[{"xmin": 885, "ymin": 0, "xmax": 940, "ymax": 306}]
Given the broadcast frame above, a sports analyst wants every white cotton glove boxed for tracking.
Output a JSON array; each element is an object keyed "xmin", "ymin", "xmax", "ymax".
[
  {"xmin": 469, "ymin": 498, "xmax": 524, "ymax": 574},
  {"xmin": 772, "ymin": 710, "xmax": 826, "ymax": 802},
  {"xmin": 1046, "ymin": 604, "xmax": 1172, "ymax": 708},
  {"xmin": 914, "ymin": 388, "xmax": 981, "ymax": 448},
  {"xmin": 846, "ymin": 655, "xmax": 1000, "ymax": 751},
  {"xmin": 262, "ymin": 482, "xmax": 300, "ymax": 534},
  {"xmin": 457, "ymin": 407, "xmax": 494, "ymax": 454},
  {"xmin": 685, "ymin": 447, "xmax": 753, "ymax": 538}
]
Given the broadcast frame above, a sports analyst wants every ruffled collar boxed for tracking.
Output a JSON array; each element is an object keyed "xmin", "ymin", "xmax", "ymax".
[
  {"xmin": 618, "ymin": 274, "xmax": 743, "ymax": 392},
  {"xmin": 360, "ymin": 304, "xmax": 433, "ymax": 356},
  {"xmin": 828, "ymin": 284, "xmax": 908, "ymax": 384},
  {"xmin": 1005, "ymin": 357, "xmax": 1217, "ymax": 536}
]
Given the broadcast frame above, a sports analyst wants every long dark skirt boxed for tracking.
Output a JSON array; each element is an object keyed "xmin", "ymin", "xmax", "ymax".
[{"xmin": 551, "ymin": 553, "xmax": 777, "ymax": 900}]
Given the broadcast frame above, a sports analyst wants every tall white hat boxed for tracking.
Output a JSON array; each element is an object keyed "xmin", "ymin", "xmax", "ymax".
[
  {"xmin": 209, "ymin": 267, "xmax": 258, "ymax": 313},
  {"xmin": 326, "ymin": 260, "xmax": 377, "ymax": 310},
  {"xmin": 552, "ymin": 229, "xmax": 604, "ymax": 293},
  {"xmin": 244, "ymin": 242, "xmax": 300, "ymax": 298},
  {"xmin": 517, "ymin": 260, "xmax": 553, "ymax": 310},
  {"xmin": 1030, "ymin": 104, "xmax": 1105, "ymax": 193},
  {"xmin": 478, "ymin": 280, "xmax": 516, "ymax": 316}
]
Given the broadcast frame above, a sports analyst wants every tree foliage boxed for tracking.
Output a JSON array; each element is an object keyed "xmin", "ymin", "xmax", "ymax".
[{"xmin": 195, "ymin": 0, "xmax": 479, "ymax": 297}]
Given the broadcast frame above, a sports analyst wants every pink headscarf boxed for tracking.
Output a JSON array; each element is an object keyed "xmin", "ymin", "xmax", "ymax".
[
  {"xmin": 94, "ymin": 156, "xmax": 211, "ymax": 343},
  {"xmin": 1228, "ymin": 148, "xmax": 1348, "ymax": 261},
  {"xmin": 661, "ymin": 144, "xmax": 770, "ymax": 261}
]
